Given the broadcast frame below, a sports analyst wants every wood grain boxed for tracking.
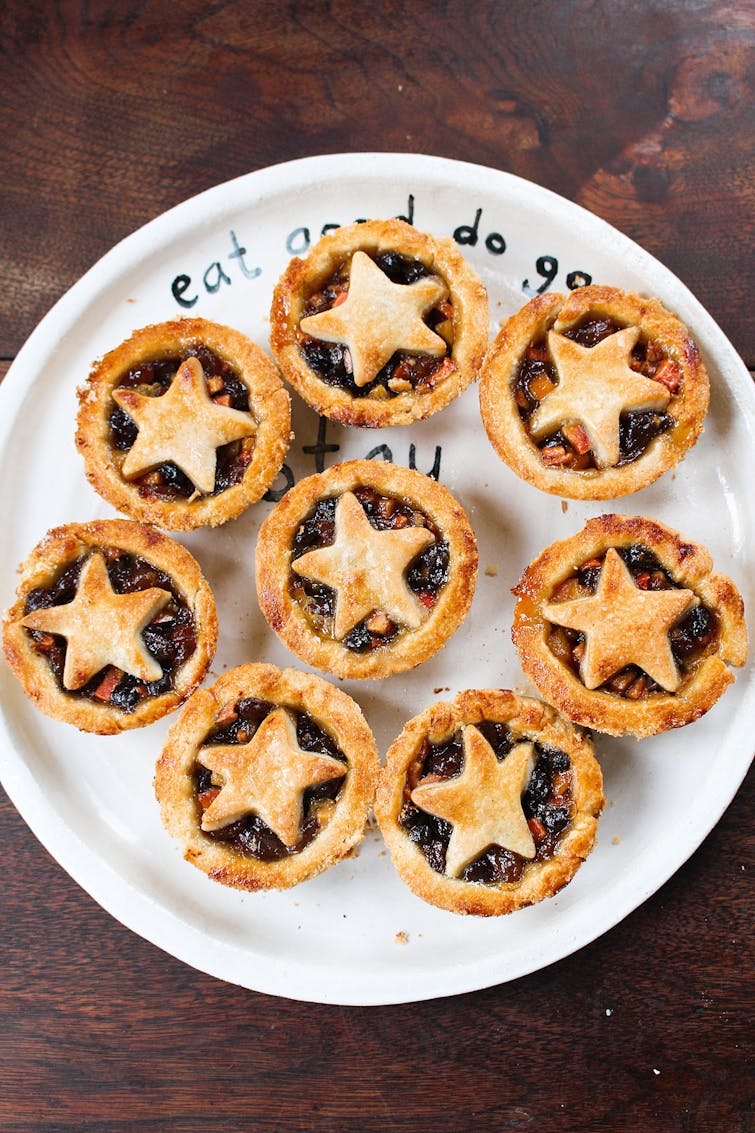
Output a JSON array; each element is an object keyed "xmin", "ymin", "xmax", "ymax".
[
  {"xmin": 0, "ymin": 2, "xmax": 753, "ymax": 1131},
  {"xmin": 0, "ymin": 770, "xmax": 751, "ymax": 1133},
  {"xmin": 0, "ymin": 1, "xmax": 752, "ymax": 361}
]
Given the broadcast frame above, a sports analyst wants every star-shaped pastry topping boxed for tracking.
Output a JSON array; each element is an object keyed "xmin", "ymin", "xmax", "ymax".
[
  {"xmin": 411, "ymin": 729, "xmax": 537, "ymax": 877},
  {"xmin": 544, "ymin": 548, "xmax": 696, "ymax": 691},
  {"xmin": 199, "ymin": 707, "xmax": 346, "ymax": 845},
  {"xmin": 299, "ymin": 251, "xmax": 449, "ymax": 387},
  {"xmin": 22, "ymin": 552, "xmax": 171, "ymax": 689},
  {"xmin": 292, "ymin": 491, "xmax": 435, "ymax": 640},
  {"xmin": 529, "ymin": 327, "xmax": 671, "ymax": 468},
  {"xmin": 112, "ymin": 356, "xmax": 256, "ymax": 494}
]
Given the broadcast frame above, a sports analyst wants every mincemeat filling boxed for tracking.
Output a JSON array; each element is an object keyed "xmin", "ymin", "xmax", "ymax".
[
  {"xmin": 108, "ymin": 343, "xmax": 254, "ymax": 498},
  {"xmin": 546, "ymin": 542, "xmax": 718, "ymax": 698},
  {"xmin": 399, "ymin": 722, "xmax": 574, "ymax": 884},
  {"xmin": 195, "ymin": 697, "xmax": 346, "ymax": 859},
  {"xmin": 297, "ymin": 251, "xmax": 455, "ymax": 398},
  {"xmin": 514, "ymin": 316, "xmax": 680, "ymax": 468},
  {"xmin": 23, "ymin": 548, "xmax": 197, "ymax": 711},
  {"xmin": 289, "ymin": 488, "xmax": 450, "ymax": 652}
]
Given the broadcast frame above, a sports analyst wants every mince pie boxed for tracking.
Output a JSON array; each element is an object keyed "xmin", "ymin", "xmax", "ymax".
[
  {"xmin": 255, "ymin": 460, "xmax": 478, "ymax": 679},
  {"xmin": 3, "ymin": 520, "xmax": 217, "ymax": 734},
  {"xmin": 479, "ymin": 286, "xmax": 710, "ymax": 498},
  {"xmin": 269, "ymin": 219, "xmax": 488, "ymax": 427},
  {"xmin": 375, "ymin": 690, "xmax": 604, "ymax": 916},
  {"xmin": 155, "ymin": 663, "xmax": 380, "ymax": 891},
  {"xmin": 512, "ymin": 515, "xmax": 747, "ymax": 737},
  {"xmin": 76, "ymin": 318, "xmax": 291, "ymax": 530}
]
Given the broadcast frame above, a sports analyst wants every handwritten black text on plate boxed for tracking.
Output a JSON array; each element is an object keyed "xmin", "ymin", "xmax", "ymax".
[{"xmin": 169, "ymin": 196, "xmax": 592, "ymax": 307}]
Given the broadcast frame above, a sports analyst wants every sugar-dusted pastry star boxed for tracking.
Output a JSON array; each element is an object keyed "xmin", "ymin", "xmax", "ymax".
[
  {"xmin": 292, "ymin": 491, "xmax": 435, "ymax": 639},
  {"xmin": 299, "ymin": 250, "xmax": 449, "ymax": 387},
  {"xmin": 112, "ymin": 356, "xmax": 256, "ymax": 494},
  {"xmin": 411, "ymin": 728, "xmax": 537, "ymax": 877},
  {"xmin": 21, "ymin": 551, "xmax": 170, "ymax": 689},
  {"xmin": 544, "ymin": 547, "xmax": 696, "ymax": 691},
  {"xmin": 530, "ymin": 326, "xmax": 671, "ymax": 468},
  {"xmin": 199, "ymin": 707, "xmax": 345, "ymax": 845}
]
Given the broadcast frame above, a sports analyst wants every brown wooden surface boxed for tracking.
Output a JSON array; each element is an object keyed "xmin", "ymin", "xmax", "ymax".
[{"xmin": 1, "ymin": 3, "xmax": 753, "ymax": 1131}]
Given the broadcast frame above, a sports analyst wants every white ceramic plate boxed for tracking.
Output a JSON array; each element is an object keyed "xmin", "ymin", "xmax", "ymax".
[{"xmin": 1, "ymin": 154, "xmax": 752, "ymax": 1006}]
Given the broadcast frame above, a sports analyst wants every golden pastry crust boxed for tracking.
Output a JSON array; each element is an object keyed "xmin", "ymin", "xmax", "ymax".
[
  {"xmin": 76, "ymin": 317, "xmax": 291, "ymax": 530},
  {"xmin": 375, "ymin": 690, "xmax": 604, "ymax": 916},
  {"xmin": 270, "ymin": 219, "xmax": 489, "ymax": 427},
  {"xmin": 512, "ymin": 515, "xmax": 748, "ymax": 738},
  {"xmin": 255, "ymin": 460, "xmax": 478, "ymax": 679},
  {"xmin": 155, "ymin": 663, "xmax": 380, "ymax": 891},
  {"xmin": 2, "ymin": 520, "xmax": 218, "ymax": 734},
  {"xmin": 479, "ymin": 287, "xmax": 710, "ymax": 499}
]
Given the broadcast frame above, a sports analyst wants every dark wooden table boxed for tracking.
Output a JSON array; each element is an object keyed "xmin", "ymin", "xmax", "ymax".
[{"xmin": 1, "ymin": 4, "xmax": 752, "ymax": 1130}]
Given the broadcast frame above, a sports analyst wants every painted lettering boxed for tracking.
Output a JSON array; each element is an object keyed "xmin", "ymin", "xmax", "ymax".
[
  {"xmin": 263, "ymin": 463, "xmax": 295, "ymax": 503},
  {"xmin": 286, "ymin": 227, "xmax": 311, "ymax": 255},
  {"xmin": 365, "ymin": 444, "xmax": 394, "ymax": 462},
  {"xmin": 302, "ymin": 417, "xmax": 340, "ymax": 473},
  {"xmin": 408, "ymin": 443, "xmax": 442, "ymax": 481},
  {"xmin": 228, "ymin": 229, "xmax": 261, "ymax": 279},
  {"xmin": 202, "ymin": 261, "xmax": 232, "ymax": 294},
  {"xmin": 453, "ymin": 207, "xmax": 505, "ymax": 256},
  {"xmin": 171, "ymin": 273, "xmax": 198, "ymax": 309},
  {"xmin": 523, "ymin": 256, "xmax": 593, "ymax": 296}
]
